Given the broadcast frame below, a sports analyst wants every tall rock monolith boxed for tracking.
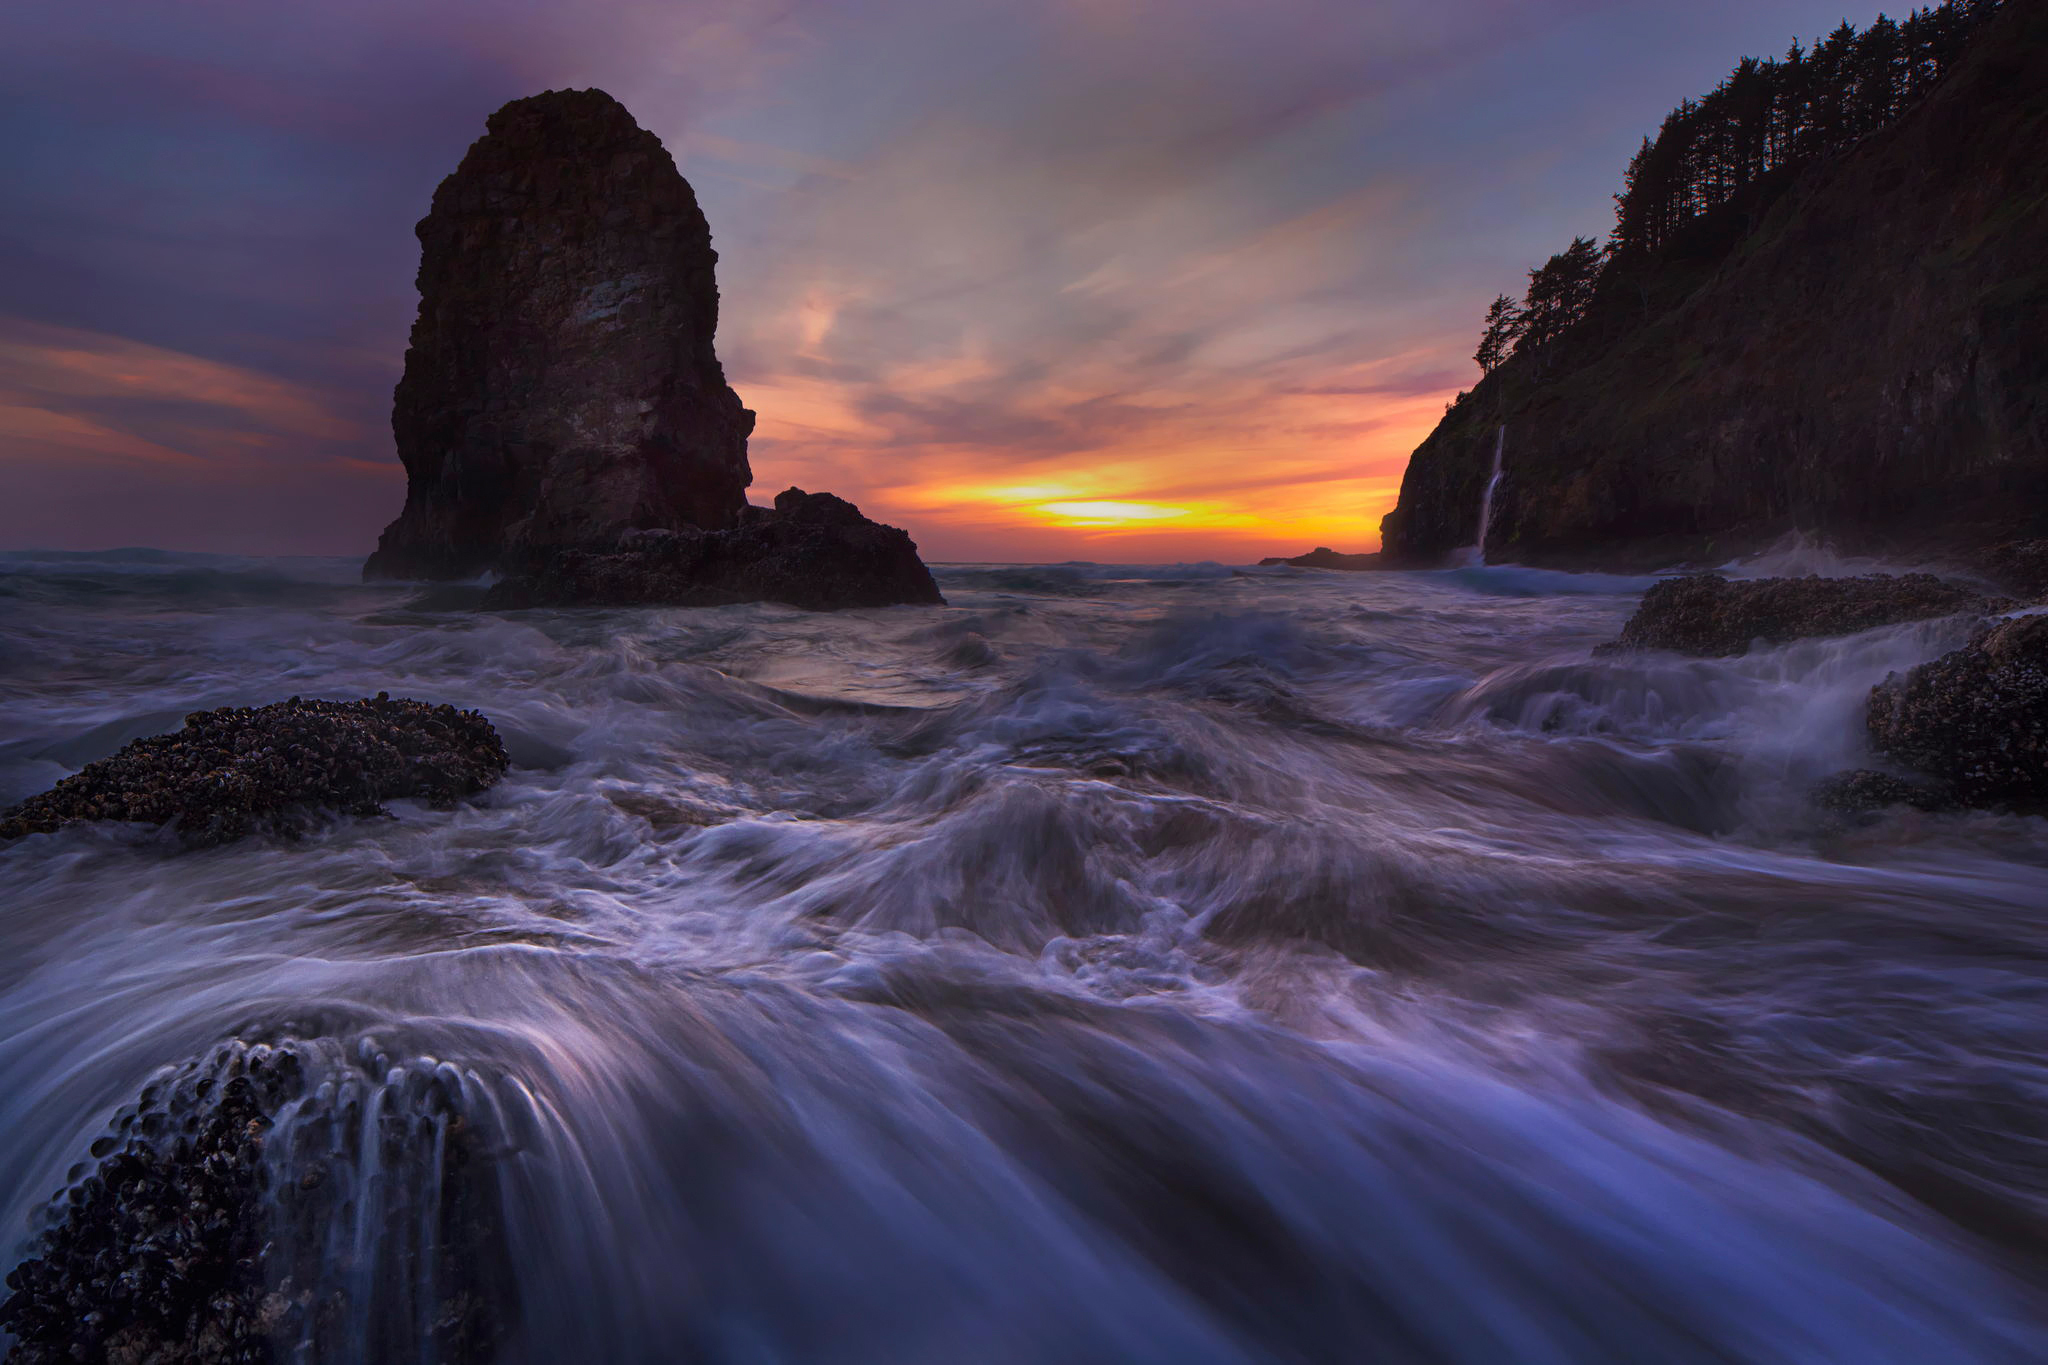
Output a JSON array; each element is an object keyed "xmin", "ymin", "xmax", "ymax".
[{"xmin": 364, "ymin": 88, "xmax": 755, "ymax": 579}]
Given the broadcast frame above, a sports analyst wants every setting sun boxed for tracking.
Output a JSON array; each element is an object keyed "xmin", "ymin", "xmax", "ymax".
[{"xmin": 1035, "ymin": 500, "xmax": 1191, "ymax": 525}]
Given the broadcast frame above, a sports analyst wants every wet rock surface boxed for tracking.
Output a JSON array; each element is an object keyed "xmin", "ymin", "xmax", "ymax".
[
  {"xmin": 364, "ymin": 88, "xmax": 755, "ymax": 580},
  {"xmin": 1255, "ymin": 548, "xmax": 1383, "ymax": 571},
  {"xmin": 483, "ymin": 487, "xmax": 945, "ymax": 612},
  {"xmin": 0, "ymin": 1040, "xmax": 509, "ymax": 1365},
  {"xmin": 1603, "ymin": 572, "xmax": 1996, "ymax": 657},
  {"xmin": 0, "ymin": 695, "xmax": 507, "ymax": 845},
  {"xmin": 1868, "ymin": 612, "xmax": 2048, "ymax": 809}
]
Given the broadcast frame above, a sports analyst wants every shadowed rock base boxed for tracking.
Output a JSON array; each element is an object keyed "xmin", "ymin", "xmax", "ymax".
[
  {"xmin": 0, "ymin": 695, "xmax": 507, "ymax": 845},
  {"xmin": 483, "ymin": 488, "xmax": 945, "ymax": 611},
  {"xmin": 1602, "ymin": 573, "xmax": 1996, "ymax": 657}
]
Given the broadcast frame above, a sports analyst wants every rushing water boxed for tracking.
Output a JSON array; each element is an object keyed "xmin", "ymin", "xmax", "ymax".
[{"xmin": 3, "ymin": 547, "xmax": 2048, "ymax": 1364}]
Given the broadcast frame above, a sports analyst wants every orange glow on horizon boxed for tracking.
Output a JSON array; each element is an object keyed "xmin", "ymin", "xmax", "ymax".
[{"xmin": 742, "ymin": 363, "xmax": 1456, "ymax": 560}]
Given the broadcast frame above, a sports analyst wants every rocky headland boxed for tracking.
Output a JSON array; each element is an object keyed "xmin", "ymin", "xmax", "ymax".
[
  {"xmin": 1379, "ymin": 0, "xmax": 2046, "ymax": 572},
  {"xmin": 0, "ymin": 695, "xmax": 506, "ymax": 845},
  {"xmin": 363, "ymin": 89, "xmax": 939, "ymax": 611}
]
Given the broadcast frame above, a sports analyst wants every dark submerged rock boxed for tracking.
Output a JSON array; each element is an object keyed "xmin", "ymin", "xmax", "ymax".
[
  {"xmin": 0, "ymin": 1041, "xmax": 509, "ymax": 1365},
  {"xmin": 364, "ymin": 88, "xmax": 755, "ymax": 581},
  {"xmin": 1255, "ymin": 547, "xmax": 1383, "ymax": 571},
  {"xmin": 1867, "ymin": 612, "xmax": 2048, "ymax": 809},
  {"xmin": 482, "ymin": 487, "xmax": 945, "ymax": 611},
  {"xmin": 0, "ymin": 695, "xmax": 507, "ymax": 845},
  {"xmin": 1603, "ymin": 572, "xmax": 1995, "ymax": 657}
]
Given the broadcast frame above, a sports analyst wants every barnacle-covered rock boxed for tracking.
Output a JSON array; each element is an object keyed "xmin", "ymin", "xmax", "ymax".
[
  {"xmin": 1603, "ymin": 572, "xmax": 1996, "ymax": 657},
  {"xmin": 0, "ymin": 694, "xmax": 507, "ymax": 845},
  {"xmin": 0, "ymin": 1040, "xmax": 511, "ymax": 1365},
  {"xmin": 1867, "ymin": 613, "xmax": 2048, "ymax": 809}
]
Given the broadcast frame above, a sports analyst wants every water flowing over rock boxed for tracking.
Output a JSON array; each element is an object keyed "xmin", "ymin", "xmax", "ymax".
[
  {"xmin": 0, "ymin": 1040, "xmax": 511, "ymax": 1365},
  {"xmin": 363, "ymin": 89, "xmax": 755, "ymax": 580},
  {"xmin": 0, "ymin": 695, "xmax": 507, "ymax": 845},
  {"xmin": 1603, "ymin": 573, "xmax": 1997, "ymax": 657}
]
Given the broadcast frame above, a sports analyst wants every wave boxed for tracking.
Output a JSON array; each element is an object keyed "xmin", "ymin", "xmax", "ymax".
[{"xmin": 4, "ymin": 552, "xmax": 2047, "ymax": 1361}]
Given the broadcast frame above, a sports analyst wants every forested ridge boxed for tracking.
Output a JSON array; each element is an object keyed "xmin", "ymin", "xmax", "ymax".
[
  {"xmin": 1472, "ymin": 0, "xmax": 2006, "ymax": 377},
  {"xmin": 1380, "ymin": 0, "xmax": 2046, "ymax": 569}
]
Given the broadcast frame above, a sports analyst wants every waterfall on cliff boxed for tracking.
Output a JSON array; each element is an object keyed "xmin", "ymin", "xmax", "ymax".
[{"xmin": 1475, "ymin": 425, "xmax": 1505, "ymax": 565}]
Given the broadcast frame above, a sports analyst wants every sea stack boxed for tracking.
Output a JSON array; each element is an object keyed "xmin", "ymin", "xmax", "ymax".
[
  {"xmin": 366, "ymin": 89, "xmax": 754, "ymax": 579},
  {"xmin": 363, "ymin": 89, "xmax": 940, "ymax": 610}
]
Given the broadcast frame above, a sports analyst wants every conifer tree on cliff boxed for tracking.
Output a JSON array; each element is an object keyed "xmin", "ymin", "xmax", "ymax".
[
  {"xmin": 1475, "ymin": 295, "xmax": 1525, "ymax": 373},
  {"xmin": 1517, "ymin": 237, "xmax": 1603, "ymax": 352}
]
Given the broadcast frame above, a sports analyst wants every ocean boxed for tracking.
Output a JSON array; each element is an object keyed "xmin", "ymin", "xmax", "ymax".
[{"xmin": 3, "ymin": 546, "xmax": 2046, "ymax": 1362}]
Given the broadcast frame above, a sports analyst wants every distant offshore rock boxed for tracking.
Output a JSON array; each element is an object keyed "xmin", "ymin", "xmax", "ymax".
[
  {"xmin": 362, "ymin": 88, "xmax": 939, "ymax": 611},
  {"xmin": 0, "ymin": 695, "xmax": 507, "ymax": 845},
  {"xmin": 1256, "ymin": 547, "xmax": 1383, "ymax": 571},
  {"xmin": 485, "ymin": 487, "xmax": 944, "ymax": 611},
  {"xmin": 1603, "ymin": 572, "xmax": 1996, "ymax": 657}
]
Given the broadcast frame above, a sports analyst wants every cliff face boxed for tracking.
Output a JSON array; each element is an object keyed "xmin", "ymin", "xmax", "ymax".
[
  {"xmin": 365, "ymin": 89, "xmax": 755, "ymax": 580},
  {"xmin": 1381, "ymin": 3, "xmax": 2048, "ymax": 569}
]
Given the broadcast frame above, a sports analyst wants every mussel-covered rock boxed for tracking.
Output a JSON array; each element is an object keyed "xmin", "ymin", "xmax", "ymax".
[
  {"xmin": 0, "ymin": 1040, "xmax": 510, "ymax": 1365},
  {"xmin": 482, "ymin": 487, "xmax": 944, "ymax": 612},
  {"xmin": 0, "ymin": 694, "xmax": 507, "ymax": 845},
  {"xmin": 1867, "ymin": 613, "xmax": 2048, "ymax": 809},
  {"xmin": 1603, "ymin": 572, "xmax": 1996, "ymax": 657}
]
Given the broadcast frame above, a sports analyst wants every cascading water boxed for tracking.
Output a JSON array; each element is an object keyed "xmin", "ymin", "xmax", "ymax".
[
  {"xmin": 1475, "ymin": 424, "xmax": 1506, "ymax": 565},
  {"xmin": 3, "ymin": 548, "xmax": 2047, "ymax": 1363}
]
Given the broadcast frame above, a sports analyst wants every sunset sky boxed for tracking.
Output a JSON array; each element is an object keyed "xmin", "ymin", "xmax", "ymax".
[{"xmin": 4, "ymin": 0, "xmax": 1879, "ymax": 563}]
